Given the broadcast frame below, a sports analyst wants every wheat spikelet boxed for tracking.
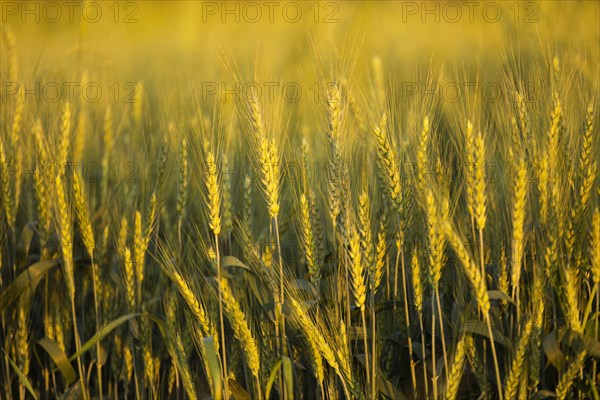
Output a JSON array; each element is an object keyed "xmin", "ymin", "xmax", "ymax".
[
  {"xmin": 177, "ymin": 136, "xmax": 188, "ymax": 220},
  {"xmin": 287, "ymin": 297, "xmax": 350, "ymax": 384},
  {"xmin": 205, "ymin": 150, "xmax": 222, "ymax": 236},
  {"xmin": 555, "ymin": 351, "xmax": 587, "ymax": 400},
  {"xmin": 374, "ymin": 218, "xmax": 387, "ymax": 296},
  {"xmin": 474, "ymin": 133, "xmax": 487, "ymax": 231},
  {"xmin": 16, "ymin": 305, "xmax": 29, "ymax": 375},
  {"xmin": 579, "ymin": 161, "xmax": 597, "ymax": 211},
  {"xmin": 133, "ymin": 210, "xmax": 146, "ymax": 304},
  {"xmin": 123, "ymin": 247, "xmax": 135, "ymax": 311},
  {"xmin": 426, "ymin": 190, "xmax": 445, "ymax": 288},
  {"xmin": 222, "ymin": 155, "xmax": 233, "ymax": 236},
  {"xmin": 220, "ymin": 278, "xmax": 260, "ymax": 379},
  {"xmin": 511, "ymin": 158, "xmax": 528, "ymax": 293},
  {"xmin": 358, "ymin": 191, "xmax": 376, "ymax": 289},
  {"xmin": 58, "ymin": 102, "xmax": 71, "ymax": 173},
  {"xmin": 445, "ymin": 335, "xmax": 469, "ymax": 400},
  {"xmin": 144, "ymin": 192, "xmax": 157, "ymax": 246},
  {"xmin": 411, "ymin": 248, "xmax": 423, "ymax": 315},
  {"xmin": 117, "ymin": 216, "xmax": 128, "ymax": 260},
  {"xmin": 0, "ymin": 138, "xmax": 15, "ymax": 226},
  {"xmin": 156, "ymin": 132, "xmax": 169, "ymax": 196},
  {"xmin": 32, "ymin": 120, "xmax": 51, "ymax": 236},
  {"xmin": 348, "ymin": 225, "xmax": 367, "ymax": 311},
  {"xmin": 579, "ymin": 104, "xmax": 594, "ymax": 174},
  {"xmin": 168, "ymin": 267, "xmax": 218, "ymax": 349},
  {"xmin": 10, "ymin": 84, "xmax": 23, "ymax": 148},
  {"xmin": 499, "ymin": 248, "xmax": 509, "ymax": 298},
  {"xmin": 562, "ymin": 266, "xmax": 581, "ymax": 332},
  {"xmin": 465, "ymin": 120, "xmax": 476, "ymax": 219},
  {"xmin": 441, "ymin": 222, "xmax": 490, "ymax": 313},
  {"xmin": 248, "ymin": 93, "xmax": 266, "ymax": 140},
  {"xmin": 72, "ymin": 171, "xmax": 95, "ymax": 255},
  {"xmin": 416, "ymin": 116, "xmax": 430, "ymax": 193},
  {"xmin": 504, "ymin": 314, "xmax": 535, "ymax": 400},
  {"xmin": 547, "ymin": 95, "xmax": 562, "ymax": 177},
  {"xmin": 536, "ymin": 154, "xmax": 549, "ymax": 224},
  {"xmin": 258, "ymin": 137, "xmax": 280, "ymax": 219},
  {"xmin": 300, "ymin": 192, "xmax": 319, "ymax": 285},
  {"xmin": 373, "ymin": 113, "xmax": 402, "ymax": 212},
  {"xmin": 243, "ymin": 174, "xmax": 252, "ymax": 226},
  {"xmin": 123, "ymin": 343, "xmax": 133, "ymax": 383},
  {"xmin": 55, "ymin": 174, "xmax": 75, "ymax": 298},
  {"xmin": 173, "ymin": 330, "xmax": 197, "ymax": 399},
  {"xmin": 515, "ymin": 92, "xmax": 530, "ymax": 141},
  {"xmin": 466, "ymin": 337, "xmax": 489, "ymax": 396},
  {"xmin": 326, "ymin": 83, "xmax": 341, "ymax": 144}
]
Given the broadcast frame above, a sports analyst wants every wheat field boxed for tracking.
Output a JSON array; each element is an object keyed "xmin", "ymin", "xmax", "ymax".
[{"xmin": 1, "ymin": 1, "xmax": 599, "ymax": 399}]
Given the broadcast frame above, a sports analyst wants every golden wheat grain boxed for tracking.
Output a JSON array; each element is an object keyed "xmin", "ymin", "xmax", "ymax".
[
  {"xmin": 220, "ymin": 278, "xmax": 260, "ymax": 379},
  {"xmin": 474, "ymin": 133, "xmax": 487, "ymax": 231},
  {"xmin": 445, "ymin": 335, "xmax": 469, "ymax": 400},
  {"xmin": 510, "ymin": 158, "xmax": 527, "ymax": 294},
  {"xmin": 555, "ymin": 351, "xmax": 587, "ymax": 400},
  {"xmin": 300, "ymin": 192, "xmax": 318, "ymax": 285},
  {"xmin": 504, "ymin": 315, "xmax": 535, "ymax": 400},
  {"xmin": 358, "ymin": 191, "xmax": 376, "ymax": 290},
  {"xmin": 58, "ymin": 102, "xmax": 71, "ymax": 173},
  {"xmin": 123, "ymin": 247, "xmax": 136, "ymax": 311},
  {"xmin": 222, "ymin": 155, "xmax": 233, "ymax": 236},
  {"xmin": 73, "ymin": 171, "xmax": 95, "ymax": 254},
  {"xmin": 205, "ymin": 150, "xmax": 222, "ymax": 236},
  {"xmin": 348, "ymin": 225, "xmax": 367, "ymax": 311},
  {"xmin": 411, "ymin": 248, "xmax": 423, "ymax": 315},
  {"xmin": 426, "ymin": 190, "xmax": 444, "ymax": 288},
  {"xmin": 441, "ymin": 222, "xmax": 490, "ymax": 313},
  {"xmin": 177, "ymin": 136, "xmax": 188, "ymax": 220},
  {"xmin": 416, "ymin": 116, "xmax": 430, "ymax": 193},
  {"xmin": 55, "ymin": 174, "xmax": 75, "ymax": 297},
  {"xmin": 562, "ymin": 266, "xmax": 581, "ymax": 332},
  {"xmin": 373, "ymin": 113, "xmax": 402, "ymax": 212}
]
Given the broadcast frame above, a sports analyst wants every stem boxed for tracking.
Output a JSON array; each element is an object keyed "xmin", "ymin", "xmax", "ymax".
[
  {"xmin": 431, "ymin": 294, "xmax": 438, "ymax": 399},
  {"xmin": 371, "ymin": 294, "xmax": 377, "ymax": 400},
  {"xmin": 593, "ymin": 283, "xmax": 599, "ymax": 383},
  {"xmin": 70, "ymin": 295, "xmax": 88, "ymax": 400},
  {"xmin": 274, "ymin": 217, "xmax": 288, "ymax": 400},
  {"xmin": 91, "ymin": 255, "xmax": 103, "ymax": 400},
  {"xmin": 419, "ymin": 314, "xmax": 429, "ymax": 398},
  {"xmin": 400, "ymin": 247, "xmax": 417, "ymax": 394},
  {"xmin": 215, "ymin": 233, "xmax": 230, "ymax": 400},
  {"xmin": 479, "ymin": 227, "xmax": 503, "ymax": 400},
  {"xmin": 485, "ymin": 314, "xmax": 503, "ymax": 400},
  {"xmin": 478, "ymin": 228, "xmax": 486, "ymax": 289},
  {"xmin": 361, "ymin": 309, "xmax": 371, "ymax": 388},
  {"xmin": 435, "ymin": 287, "xmax": 449, "ymax": 384}
]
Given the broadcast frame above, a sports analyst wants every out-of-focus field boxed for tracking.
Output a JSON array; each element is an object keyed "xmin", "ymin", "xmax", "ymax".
[{"xmin": 1, "ymin": 1, "xmax": 599, "ymax": 399}]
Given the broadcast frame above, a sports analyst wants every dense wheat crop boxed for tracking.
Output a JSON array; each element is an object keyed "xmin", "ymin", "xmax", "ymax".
[{"xmin": 1, "ymin": 1, "xmax": 599, "ymax": 399}]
